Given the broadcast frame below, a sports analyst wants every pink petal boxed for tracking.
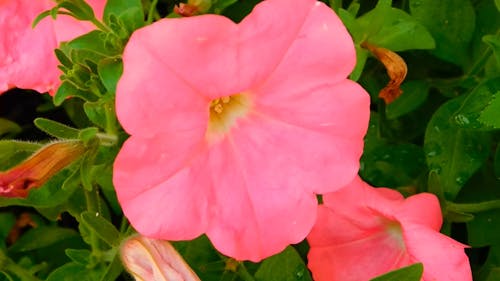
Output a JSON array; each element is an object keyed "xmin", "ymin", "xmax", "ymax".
[
  {"xmin": 0, "ymin": 0, "xmax": 105, "ymax": 94},
  {"xmin": 116, "ymin": 36, "xmax": 209, "ymax": 136},
  {"xmin": 308, "ymin": 207, "xmax": 412, "ymax": 281},
  {"xmin": 323, "ymin": 177, "xmax": 404, "ymax": 219},
  {"xmin": 205, "ymin": 137, "xmax": 318, "ymax": 262},
  {"xmin": 254, "ymin": 1, "xmax": 357, "ymax": 98},
  {"xmin": 113, "ymin": 133, "xmax": 211, "ymax": 240},
  {"xmin": 236, "ymin": 0, "xmax": 319, "ymax": 89},
  {"xmin": 397, "ymin": 193, "xmax": 443, "ymax": 231},
  {"xmin": 52, "ymin": 0, "xmax": 106, "ymax": 42},
  {"xmin": 0, "ymin": 0, "xmax": 59, "ymax": 93},
  {"xmin": 403, "ymin": 224, "xmax": 472, "ymax": 281},
  {"xmin": 249, "ymin": 2, "xmax": 368, "ymax": 156},
  {"xmin": 255, "ymin": 80, "xmax": 369, "ymax": 139},
  {"xmin": 309, "ymin": 178, "xmax": 472, "ymax": 281},
  {"xmin": 117, "ymin": 15, "xmax": 240, "ymax": 100},
  {"xmin": 235, "ymin": 112, "xmax": 364, "ymax": 195}
]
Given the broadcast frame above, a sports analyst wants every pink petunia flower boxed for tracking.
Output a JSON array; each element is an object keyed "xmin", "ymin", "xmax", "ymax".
[
  {"xmin": 0, "ymin": 0, "xmax": 105, "ymax": 94},
  {"xmin": 307, "ymin": 176, "xmax": 472, "ymax": 281},
  {"xmin": 113, "ymin": 0, "xmax": 370, "ymax": 261}
]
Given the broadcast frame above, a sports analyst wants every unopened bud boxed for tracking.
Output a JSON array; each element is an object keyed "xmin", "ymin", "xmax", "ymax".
[
  {"xmin": 0, "ymin": 141, "xmax": 85, "ymax": 198},
  {"xmin": 121, "ymin": 235, "xmax": 201, "ymax": 281}
]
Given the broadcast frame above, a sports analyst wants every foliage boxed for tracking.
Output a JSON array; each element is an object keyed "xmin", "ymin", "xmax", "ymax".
[{"xmin": 0, "ymin": 0, "xmax": 499, "ymax": 280}]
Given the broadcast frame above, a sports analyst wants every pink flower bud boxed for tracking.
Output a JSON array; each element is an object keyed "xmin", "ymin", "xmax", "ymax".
[{"xmin": 121, "ymin": 235, "xmax": 201, "ymax": 281}]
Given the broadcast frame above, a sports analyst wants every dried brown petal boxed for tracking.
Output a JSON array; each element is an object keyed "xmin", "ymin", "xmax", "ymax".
[
  {"xmin": 362, "ymin": 42, "xmax": 408, "ymax": 104},
  {"xmin": 174, "ymin": 3, "xmax": 199, "ymax": 17},
  {"xmin": 6, "ymin": 212, "xmax": 37, "ymax": 245}
]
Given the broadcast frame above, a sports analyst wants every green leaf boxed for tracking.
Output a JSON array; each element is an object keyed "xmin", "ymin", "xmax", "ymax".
[
  {"xmin": 103, "ymin": 0, "xmax": 144, "ymax": 32},
  {"xmin": 484, "ymin": 34, "xmax": 500, "ymax": 67},
  {"xmin": 65, "ymin": 249, "xmax": 91, "ymax": 265},
  {"xmin": 54, "ymin": 81, "xmax": 97, "ymax": 106},
  {"xmin": 80, "ymin": 147, "xmax": 98, "ymax": 191},
  {"xmin": 479, "ymin": 92, "xmax": 500, "ymax": 128},
  {"xmin": 496, "ymin": 0, "xmax": 500, "ymax": 11},
  {"xmin": 386, "ymin": 80, "xmax": 430, "ymax": 119},
  {"xmin": 173, "ymin": 235, "xmax": 229, "ymax": 280},
  {"xmin": 8, "ymin": 226, "xmax": 79, "ymax": 252},
  {"xmin": 486, "ymin": 267, "xmax": 500, "ymax": 281},
  {"xmin": 57, "ymin": 0, "xmax": 97, "ymax": 21},
  {"xmin": 0, "ymin": 272, "xmax": 15, "ymax": 281},
  {"xmin": 0, "ymin": 118, "xmax": 21, "ymax": 137},
  {"xmin": 467, "ymin": 209, "xmax": 500, "ymax": 247},
  {"xmin": 0, "ymin": 140, "xmax": 41, "ymax": 170},
  {"xmin": 409, "ymin": 0, "xmax": 475, "ymax": 66},
  {"xmin": 495, "ymin": 145, "xmax": 500, "ymax": 179},
  {"xmin": 94, "ymin": 164, "xmax": 121, "ymax": 215},
  {"xmin": 424, "ymin": 96, "xmax": 491, "ymax": 199},
  {"xmin": 97, "ymin": 58, "xmax": 122, "ymax": 93},
  {"xmin": 83, "ymin": 100, "xmax": 108, "ymax": 129},
  {"xmin": 360, "ymin": 143, "xmax": 426, "ymax": 188},
  {"xmin": 32, "ymin": 9, "xmax": 53, "ymax": 28},
  {"xmin": 99, "ymin": 252, "xmax": 123, "ymax": 281},
  {"xmin": 350, "ymin": 46, "xmax": 369, "ymax": 81},
  {"xmin": 255, "ymin": 247, "xmax": 312, "ymax": 281},
  {"xmin": 55, "ymin": 48, "xmax": 73, "ymax": 68},
  {"xmin": 453, "ymin": 78, "xmax": 500, "ymax": 129},
  {"xmin": 211, "ymin": 0, "xmax": 238, "ymax": 14},
  {"xmin": 78, "ymin": 127, "xmax": 99, "ymax": 144},
  {"xmin": 445, "ymin": 209, "xmax": 475, "ymax": 223},
  {"xmin": 46, "ymin": 262, "xmax": 103, "ymax": 281},
  {"xmin": 370, "ymin": 263, "xmax": 423, "ymax": 281},
  {"xmin": 68, "ymin": 30, "xmax": 115, "ymax": 57},
  {"xmin": 358, "ymin": 5, "xmax": 435, "ymax": 51},
  {"xmin": 34, "ymin": 118, "xmax": 80, "ymax": 139},
  {"xmin": 80, "ymin": 211, "xmax": 120, "ymax": 247},
  {"xmin": 0, "ymin": 213, "xmax": 15, "ymax": 250}
]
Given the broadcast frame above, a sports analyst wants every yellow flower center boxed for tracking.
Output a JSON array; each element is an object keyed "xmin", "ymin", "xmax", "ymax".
[{"xmin": 207, "ymin": 93, "xmax": 251, "ymax": 138}]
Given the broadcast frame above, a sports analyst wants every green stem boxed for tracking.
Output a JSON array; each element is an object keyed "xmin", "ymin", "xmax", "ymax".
[
  {"xmin": 467, "ymin": 48, "xmax": 492, "ymax": 77},
  {"xmin": 85, "ymin": 188, "xmax": 102, "ymax": 257},
  {"xmin": 147, "ymin": 0, "xmax": 159, "ymax": 24},
  {"xmin": 104, "ymin": 100, "xmax": 118, "ymax": 137},
  {"xmin": 91, "ymin": 18, "xmax": 113, "ymax": 33},
  {"xmin": 0, "ymin": 251, "xmax": 42, "ymax": 281},
  {"xmin": 447, "ymin": 200, "xmax": 500, "ymax": 213},
  {"xmin": 237, "ymin": 262, "xmax": 256, "ymax": 281},
  {"xmin": 96, "ymin": 132, "xmax": 118, "ymax": 146},
  {"xmin": 464, "ymin": 29, "xmax": 499, "ymax": 78}
]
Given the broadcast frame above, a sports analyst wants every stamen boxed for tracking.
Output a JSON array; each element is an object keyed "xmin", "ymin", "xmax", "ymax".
[{"xmin": 207, "ymin": 94, "xmax": 251, "ymax": 138}]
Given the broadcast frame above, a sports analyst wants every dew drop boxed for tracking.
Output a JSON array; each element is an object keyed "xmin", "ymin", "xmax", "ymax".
[
  {"xmin": 454, "ymin": 114, "xmax": 470, "ymax": 125},
  {"xmin": 455, "ymin": 176, "xmax": 465, "ymax": 185}
]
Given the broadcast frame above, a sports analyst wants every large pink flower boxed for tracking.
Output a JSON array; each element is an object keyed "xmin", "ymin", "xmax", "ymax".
[
  {"xmin": 114, "ymin": 0, "xmax": 370, "ymax": 261},
  {"xmin": 0, "ymin": 0, "xmax": 105, "ymax": 94},
  {"xmin": 307, "ymin": 177, "xmax": 472, "ymax": 281}
]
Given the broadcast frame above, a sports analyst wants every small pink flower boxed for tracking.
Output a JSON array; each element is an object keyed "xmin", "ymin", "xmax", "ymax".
[
  {"xmin": 307, "ymin": 177, "xmax": 472, "ymax": 281},
  {"xmin": 121, "ymin": 235, "xmax": 201, "ymax": 281},
  {"xmin": 114, "ymin": 0, "xmax": 370, "ymax": 261},
  {"xmin": 0, "ymin": 0, "xmax": 105, "ymax": 94}
]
